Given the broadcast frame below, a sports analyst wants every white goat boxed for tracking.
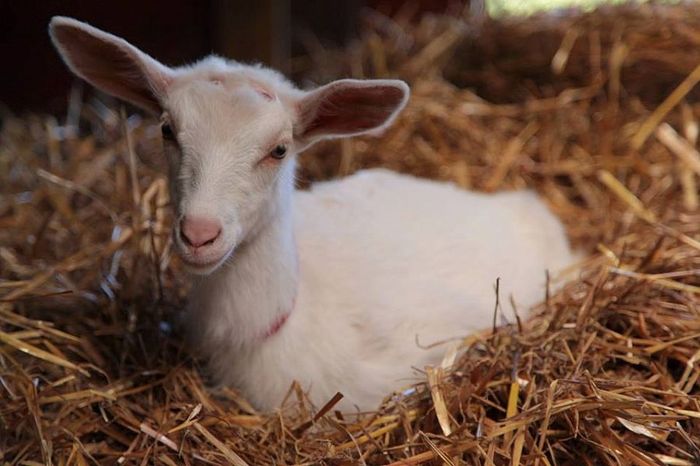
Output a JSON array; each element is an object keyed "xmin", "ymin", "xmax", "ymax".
[{"xmin": 50, "ymin": 17, "xmax": 576, "ymax": 412}]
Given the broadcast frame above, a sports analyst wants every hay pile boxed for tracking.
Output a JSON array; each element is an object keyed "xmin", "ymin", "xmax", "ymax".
[{"xmin": 2, "ymin": 2, "xmax": 700, "ymax": 464}]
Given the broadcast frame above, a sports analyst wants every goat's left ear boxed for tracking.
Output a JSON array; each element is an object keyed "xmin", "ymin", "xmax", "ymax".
[{"xmin": 293, "ymin": 79, "xmax": 409, "ymax": 150}]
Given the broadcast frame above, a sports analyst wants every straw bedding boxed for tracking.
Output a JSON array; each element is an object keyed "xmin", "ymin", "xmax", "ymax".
[{"xmin": 2, "ymin": 2, "xmax": 700, "ymax": 464}]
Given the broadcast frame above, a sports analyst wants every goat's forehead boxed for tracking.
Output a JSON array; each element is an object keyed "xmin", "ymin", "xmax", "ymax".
[{"xmin": 165, "ymin": 77, "xmax": 287, "ymax": 130}]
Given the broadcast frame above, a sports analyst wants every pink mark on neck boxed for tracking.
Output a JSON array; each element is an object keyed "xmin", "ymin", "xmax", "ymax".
[
  {"xmin": 262, "ymin": 239, "xmax": 300, "ymax": 341},
  {"xmin": 262, "ymin": 293, "xmax": 296, "ymax": 340}
]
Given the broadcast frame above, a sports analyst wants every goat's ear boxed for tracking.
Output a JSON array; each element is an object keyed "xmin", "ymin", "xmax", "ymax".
[
  {"xmin": 49, "ymin": 16, "xmax": 173, "ymax": 114},
  {"xmin": 293, "ymin": 79, "xmax": 409, "ymax": 150}
]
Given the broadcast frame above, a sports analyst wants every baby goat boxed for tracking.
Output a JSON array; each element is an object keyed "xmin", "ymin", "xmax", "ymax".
[{"xmin": 50, "ymin": 17, "xmax": 576, "ymax": 412}]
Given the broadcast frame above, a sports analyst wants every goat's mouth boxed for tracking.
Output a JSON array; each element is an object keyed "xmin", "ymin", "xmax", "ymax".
[{"xmin": 178, "ymin": 247, "xmax": 234, "ymax": 275}]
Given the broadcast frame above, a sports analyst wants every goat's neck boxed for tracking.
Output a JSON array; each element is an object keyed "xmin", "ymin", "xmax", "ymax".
[{"xmin": 200, "ymin": 177, "xmax": 298, "ymax": 349}]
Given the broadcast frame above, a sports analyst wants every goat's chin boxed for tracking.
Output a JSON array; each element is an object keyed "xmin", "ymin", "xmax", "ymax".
[{"xmin": 179, "ymin": 247, "xmax": 234, "ymax": 276}]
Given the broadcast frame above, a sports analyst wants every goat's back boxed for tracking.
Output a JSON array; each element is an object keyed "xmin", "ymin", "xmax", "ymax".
[{"xmin": 294, "ymin": 168, "xmax": 574, "ymax": 339}]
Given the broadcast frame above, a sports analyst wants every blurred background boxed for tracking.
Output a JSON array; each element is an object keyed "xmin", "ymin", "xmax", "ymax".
[{"xmin": 0, "ymin": 0, "xmax": 662, "ymax": 114}]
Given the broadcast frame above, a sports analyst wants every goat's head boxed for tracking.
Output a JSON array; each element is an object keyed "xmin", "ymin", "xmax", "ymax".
[{"xmin": 49, "ymin": 17, "xmax": 409, "ymax": 274}]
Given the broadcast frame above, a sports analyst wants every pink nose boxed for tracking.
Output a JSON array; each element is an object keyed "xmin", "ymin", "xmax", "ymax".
[{"xmin": 180, "ymin": 216, "xmax": 222, "ymax": 248}]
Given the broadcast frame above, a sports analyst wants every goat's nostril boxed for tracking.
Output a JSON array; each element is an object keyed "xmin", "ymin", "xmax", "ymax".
[
  {"xmin": 201, "ymin": 236, "xmax": 217, "ymax": 246},
  {"xmin": 180, "ymin": 216, "xmax": 222, "ymax": 249},
  {"xmin": 180, "ymin": 228, "xmax": 194, "ymax": 246}
]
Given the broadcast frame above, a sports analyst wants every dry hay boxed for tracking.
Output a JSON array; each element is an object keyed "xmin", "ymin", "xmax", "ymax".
[{"xmin": 2, "ymin": 2, "xmax": 700, "ymax": 464}]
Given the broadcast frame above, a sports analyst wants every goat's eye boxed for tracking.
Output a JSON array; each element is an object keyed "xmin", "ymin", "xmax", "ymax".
[
  {"xmin": 161, "ymin": 123, "xmax": 175, "ymax": 141},
  {"xmin": 270, "ymin": 145, "xmax": 287, "ymax": 160}
]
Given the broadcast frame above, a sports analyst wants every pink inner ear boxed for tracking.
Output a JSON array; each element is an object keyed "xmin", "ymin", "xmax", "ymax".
[
  {"xmin": 51, "ymin": 23, "xmax": 169, "ymax": 114},
  {"xmin": 302, "ymin": 84, "xmax": 405, "ymax": 138}
]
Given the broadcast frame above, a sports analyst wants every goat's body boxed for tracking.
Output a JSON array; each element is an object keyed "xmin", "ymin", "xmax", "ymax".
[
  {"xmin": 190, "ymin": 169, "xmax": 574, "ymax": 412},
  {"xmin": 50, "ymin": 18, "xmax": 578, "ymax": 414}
]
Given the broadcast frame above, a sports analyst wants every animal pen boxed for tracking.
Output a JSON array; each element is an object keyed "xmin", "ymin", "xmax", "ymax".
[{"xmin": 2, "ymin": 1, "xmax": 700, "ymax": 464}]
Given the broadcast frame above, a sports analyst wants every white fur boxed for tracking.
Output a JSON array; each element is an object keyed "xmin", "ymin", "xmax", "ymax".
[{"xmin": 50, "ymin": 17, "xmax": 577, "ymax": 412}]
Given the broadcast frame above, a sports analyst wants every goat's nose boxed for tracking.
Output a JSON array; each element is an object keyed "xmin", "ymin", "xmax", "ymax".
[{"xmin": 180, "ymin": 216, "xmax": 222, "ymax": 248}]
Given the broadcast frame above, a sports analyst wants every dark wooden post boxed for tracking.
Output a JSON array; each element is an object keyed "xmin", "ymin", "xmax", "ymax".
[{"xmin": 210, "ymin": 0, "xmax": 292, "ymax": 73}]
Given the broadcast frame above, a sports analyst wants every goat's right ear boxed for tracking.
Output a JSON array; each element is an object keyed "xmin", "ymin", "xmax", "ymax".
[{"xmin": 49, "ymin": 16, "xmax": 173, "ymax": 114}]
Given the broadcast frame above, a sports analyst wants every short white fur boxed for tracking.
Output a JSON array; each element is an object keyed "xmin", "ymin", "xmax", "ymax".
[{"xmin": 49, "ymin": 17, "xmax": 577, "ymax": 412}]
